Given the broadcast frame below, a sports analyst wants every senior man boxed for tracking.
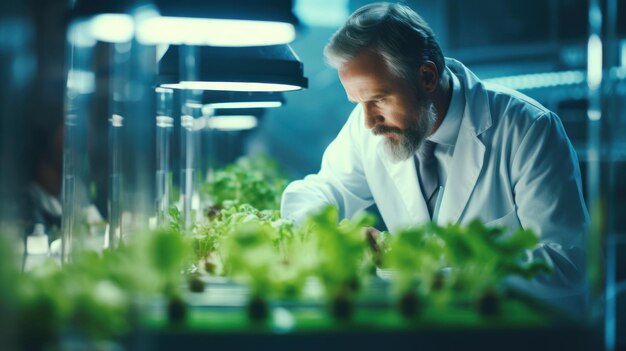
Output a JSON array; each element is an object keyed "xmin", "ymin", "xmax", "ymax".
[{"xmin": 281, "ymin": 2, "xmax": 589, "ymax": 312}]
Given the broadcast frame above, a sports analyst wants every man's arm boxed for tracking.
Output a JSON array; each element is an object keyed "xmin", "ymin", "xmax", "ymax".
[
  {"xmin": 281, "ymin": 106, "xmax": 374, "ymax": 224},
  {"xmin": 508, "ymin": 112, "xmax": 590, "ymax": 312}
]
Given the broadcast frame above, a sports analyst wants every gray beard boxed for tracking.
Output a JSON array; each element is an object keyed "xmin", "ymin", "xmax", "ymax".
[{"xmin": 382, "ymin": 103, "xmax": 437, "ymax": 163}]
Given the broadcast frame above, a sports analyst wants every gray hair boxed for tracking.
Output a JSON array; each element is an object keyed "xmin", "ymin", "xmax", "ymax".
[{"xmin": 324, "ymin": 2, "xmax": 445, "ymax": 82}]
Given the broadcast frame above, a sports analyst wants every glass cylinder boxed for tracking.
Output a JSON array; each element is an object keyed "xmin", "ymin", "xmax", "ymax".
[
  {"xmin": 114, "ymin": 39, "xmax": 157, "ymax": 237},
  {"xmin": 62, "ymin": 25, "xmax": 96, "ymax": 262},
  {"xmin": 179, "ymin": 95, "xmax": 203, "ymax": 233},
  {"xmin": 155, "ymin": 87, "xmax": 174, "ymax": 226},
  {"xmin": 65, "ymin": 8, "xmax": 158, "ymax": 253},
  {"xmin": 108, "ymin": 110, "xmax": 123, "ymax": 248},
  {"xmin": 178, "ymin": 46, "xmax": 204, "ymax": 233}
]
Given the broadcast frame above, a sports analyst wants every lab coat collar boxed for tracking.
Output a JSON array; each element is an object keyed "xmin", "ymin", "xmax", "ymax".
[
  {"xmin": 427, "ymin": 67, "xmax": 464, "ymax": 146},
  {"xmin": 445, "ymin": 58, "xmax": 492, "ymax": 136}
]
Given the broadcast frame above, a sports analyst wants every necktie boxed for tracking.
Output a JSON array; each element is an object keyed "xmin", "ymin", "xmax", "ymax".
[{"xmin": 416, "ymin": 140, "xmax": 439, "ymax": 219}]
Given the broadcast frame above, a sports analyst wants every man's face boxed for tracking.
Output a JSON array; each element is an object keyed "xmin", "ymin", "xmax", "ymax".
[{"xmin": 338, "ymin": 50, "xmax": 436, "ymax": 162}]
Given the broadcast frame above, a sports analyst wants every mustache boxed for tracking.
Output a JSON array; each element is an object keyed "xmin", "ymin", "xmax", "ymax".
[{"xmin": 372, "ymin": 125, "xmax": 403, "ymax": 136}]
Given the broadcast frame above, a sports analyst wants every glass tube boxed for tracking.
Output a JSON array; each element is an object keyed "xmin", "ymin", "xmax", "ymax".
[
  {"xmin": 178, "ymin": 45, "xmax": 203, "ymax": 233},
  {"xmin": 107, "ymin": 40, "xmax": 128, "ymax": 247},
  {"xmin": 67, "ymin": 9, "xmax": 158, "ymax": 249},
  {"xmin": 62, "ymin": 25, "xmax": 95, "ymax": 263},
  {"xmin": 108, "ymin": 111, "xmax": 122, "ymax": 248},
  {"xmin": 586, "ymin": 1, "xmax": 619, "ymax": 350},
  {"xmin": 155, "ymin": 87, "xmax": 174, "ymax": 226},
  {"xmin": 589, "ymin": 0, "xmax": 621, "ymax": 349},
  {"xmin": 111, "ymin": 39, "xmax": 157, "ymax": 238},
  {"xmin": 179, "ymin": 96, "xmax": 202, "ymax": 233}
]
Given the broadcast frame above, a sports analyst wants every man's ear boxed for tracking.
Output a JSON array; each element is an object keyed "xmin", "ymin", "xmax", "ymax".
[{"xmin": 418, "ymin": 61, "xmax": 439, "ymax": 93}]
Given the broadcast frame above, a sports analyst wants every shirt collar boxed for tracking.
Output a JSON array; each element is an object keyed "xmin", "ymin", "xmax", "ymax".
[{"xmin": 427, "ymin": 67, "xmax": 464, "ymax": 146}]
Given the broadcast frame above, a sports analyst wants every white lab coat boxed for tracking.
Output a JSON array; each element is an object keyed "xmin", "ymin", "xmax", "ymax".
[{"xmin": 282, "ymin": 59, "xmax": 589, "ymax": 313}]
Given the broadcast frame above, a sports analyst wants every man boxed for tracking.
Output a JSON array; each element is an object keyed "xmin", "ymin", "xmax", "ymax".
[{"xmin": 281, "ymin": 3, "xmax": 589, "ymax": 310}]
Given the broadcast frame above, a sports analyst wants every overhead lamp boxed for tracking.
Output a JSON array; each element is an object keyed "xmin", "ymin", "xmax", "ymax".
[
  {"xmin": 138, "ymin": 0, "xmax": 297, "ymax": 46},
  {"xmin": 68, "ymin": 0, "xmax": 298, "ymax": 47},
  {"xmin": 157, "ymin": 45, "xmax": 308, "ymax": 92},
  {"xmin": 205, "ymin": 107, "xmax": 266, "ymax": 117},
  {"xmin": 208, "ymin": 100, "xmax": 282, "ymax": 109},
  {"xmin": 67, "ymin": 0, "xmax": 157, "ymax": 46},
  {"xmin": 209, "ymin": 115, "xmax": 259, "ymax": 131},
  {"xmin": 202, "ymin": 91, "xmax": 285, "ymax": 110},
  {"xmin": 204, "ymin": 107, "xmax": 265, "ymax": 131}
]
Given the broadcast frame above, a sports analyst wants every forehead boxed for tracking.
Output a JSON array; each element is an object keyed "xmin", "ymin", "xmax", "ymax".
[
  {"xmin": 338, "ymin": 51, "xmax": 404, "ymax": 100},
  {"xmin": 338, "ymin": 51, "xmax": 392, "ymax": 85}
]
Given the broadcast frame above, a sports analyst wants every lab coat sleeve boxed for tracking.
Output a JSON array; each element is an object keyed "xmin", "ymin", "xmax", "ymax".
[
  {"xmin": 508, "ymin": 112, "xmax": 590, "ymax": 312},
  {"xmin": 281, "ymin": 106, "xmax": 374, "ymax": 224}
]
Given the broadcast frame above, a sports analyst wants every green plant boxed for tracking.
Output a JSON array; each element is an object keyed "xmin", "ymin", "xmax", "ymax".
[
  {"xmin": 433, "ymin": 220, "xmax": 551, "ymax": 297},
  {"xmin": 202, "ymin": 155, "xmax": 288, "ymax": 211},
  {"xmin": 219, "ymin": 220, "xmax": 292, "ymax": 321},
  {"xmin": 385, "ymin": 220, "xmax": 552, "ymax": 317},
  {"xmin": 302, "ymin": 206, "xmax": 374, "ymax": 320},
  {"xmin": 193, "ymin": 204, "xmax": 296, "ymax": 274},
  {"xmin": 11, "ymin": 227, "xmax": 193, "ymax": 342},
  {"xmin": 386, "ymin": 226, "xmax": 446, "ymax": 296}
]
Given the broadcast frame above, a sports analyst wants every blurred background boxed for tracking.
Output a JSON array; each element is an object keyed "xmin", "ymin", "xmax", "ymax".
[{"xmin": 0, "ymin": 0, "xmax": 624, "ymax": 349}]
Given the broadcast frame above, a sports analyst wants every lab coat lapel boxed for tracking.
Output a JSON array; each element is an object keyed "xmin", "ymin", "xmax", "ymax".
[
  {"xmin": 437, "ymin": 59, "xmax": 492, "ymax": 224},
  {"xmin": 378, "ymin": 145, "xmax": 431, "ymax": 224},
  {"xmin": 437, "ymin": 128, "xmax": 485, "ymax": 224}
]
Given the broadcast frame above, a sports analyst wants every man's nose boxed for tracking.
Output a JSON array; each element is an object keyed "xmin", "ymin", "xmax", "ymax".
[{"xmin": 363, "ymin": 104, "xmax": 384, "ymax": 129}]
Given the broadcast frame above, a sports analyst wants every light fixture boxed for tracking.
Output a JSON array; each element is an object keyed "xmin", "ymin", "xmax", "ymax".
[
  {"xmin": 137, "ymin": 18, "xmax": 295, "ymax": 47},
  {"xmin": 484, "ymin": 70, "xmax": 586, "ymax": 90},
  {"xmin": 157, "ymin": 45, "xmax": 308, "ymax": 92},
  {"xmin": 204, "ymin": 107, "xmax": 265, "ymax": 131},
  {"xmin": 209, "ymin": 115, "xmax": 259, "ymax": 131},
  {"xmin": 138, "ymin": 0, "xmax": 298, "ymax": 46},
  {"xmin": 175, "ymin": 81, "xmax": 301, "ymax": 92},
  {"xmin": 207, "ymin": 100, "xmax": 283, "ymax": 109},
  {"xmin": 69, "ymin": 0, "xmax": 298, "ymax": 47},
  {"xmin": 202, "ymin": 91, "xmax": 284, "ymax": 111},
  {"xmin": 67, "ymin": 0, "xmax": 157, "ymax": 46},
  {"xmin": 206, "ymin": 108, "xmax": 266, "ymax": 118}
]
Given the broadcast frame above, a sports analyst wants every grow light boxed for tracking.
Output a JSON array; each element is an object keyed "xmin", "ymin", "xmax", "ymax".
[
  {"xmin": 157, "ymin": 45, "xmax": 308, "ymax": 92},
  {"xmin": 137, "ymin": 17, "xmax": 295, "ymax": 46},
  {"xmin": 209, "ymin": 115, "xmax": 258, "ymax": 131},
  {"xmin": 204, "ymin": 101, "xmax": 283, "ymax": 109}
]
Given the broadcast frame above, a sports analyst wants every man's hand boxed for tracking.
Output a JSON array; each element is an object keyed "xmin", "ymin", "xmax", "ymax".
[{"xmin": 362, "ymin": 227, "xmax": 382, "ymax": 266}]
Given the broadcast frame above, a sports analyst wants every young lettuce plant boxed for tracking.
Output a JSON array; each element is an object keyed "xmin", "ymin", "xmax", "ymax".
[
  {"xmin": 194, "ymin": 204, "xmax": 295, "ymax": 276},
  {"xmin": 201, "ymin": 155, "xmax": 288, "ymax": 211},
  {"xmin": 220, "ymin": 220, "xmax": 294, "ymax": 322},
  {"xmin": 383, "ymin": 220, "xmax": 552, "ymax": 318},
  {"xmin": 90, "ymin": 228, "xmax": 193, "ymax": 325},
  {"xmin": 16, "ymin": 226, "xmax": 194, "ymax": 341},
  {"xmin": 431, "ymin": 220, "xmax": 552, "ymax": 315},
  {"xmin": 304, "ymin": 206, "xmax": 373, "ymax": 321},
  {"xmin": 193, "ymin": 204, "xmax": 261, "ymax": 275},
  {"xmin": 385, "ymin": 225, "xmax": 446, "ymax": 318}
]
